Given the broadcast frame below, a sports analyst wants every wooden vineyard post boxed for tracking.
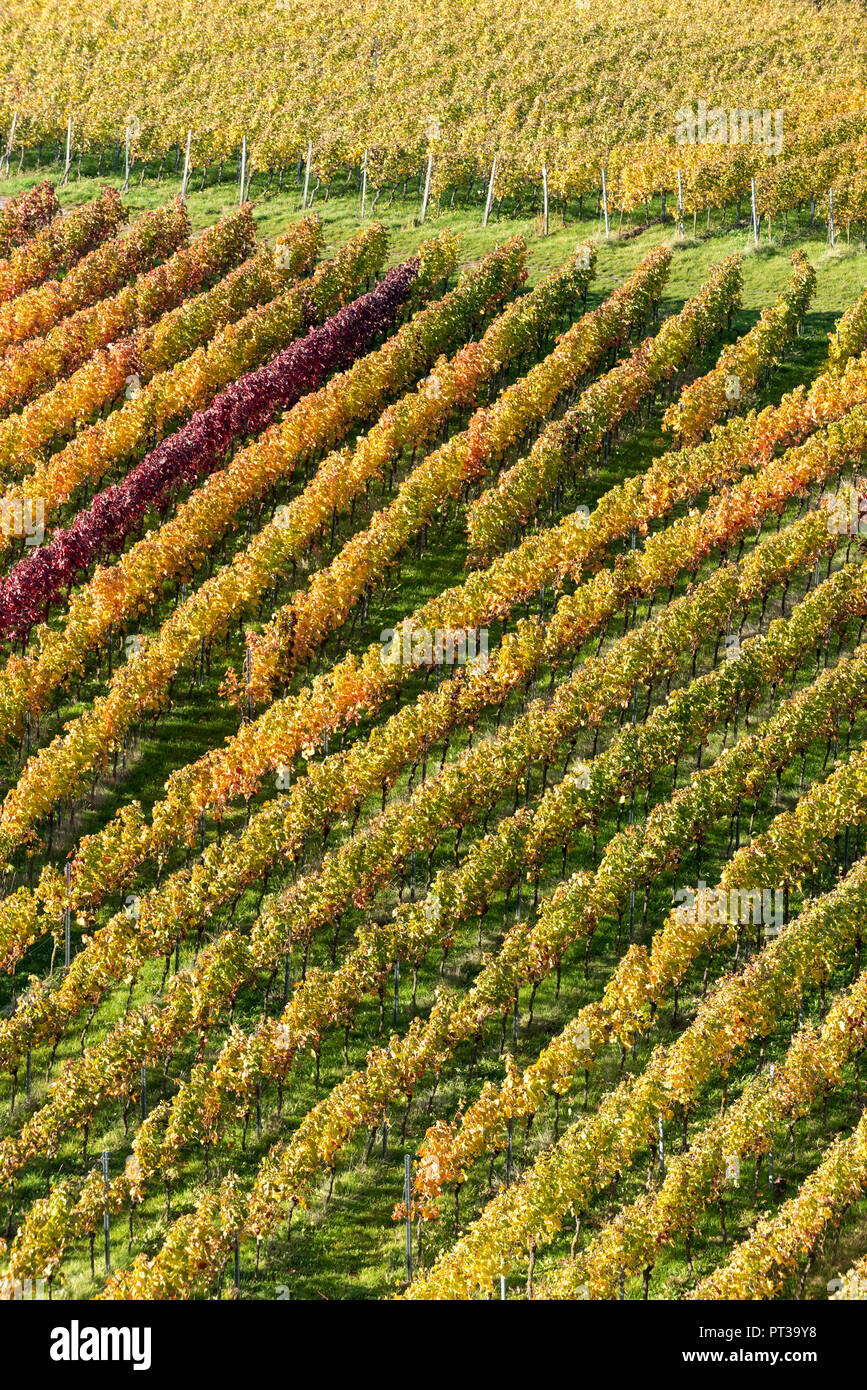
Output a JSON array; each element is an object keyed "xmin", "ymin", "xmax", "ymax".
[
  {"xmin": 677, "ymin": 167, "xmax": 684, "ymax": 237},
  {"xmin": 3, "ymin": 111, "xmax": 17, "ymax": 179},
  {"xmin": 121, "ymin": 118, "xmax": 142, "ymax": 194},
  {"xmin": 301, "ymin": 139, "xmax": 312, "ymax": 209},
  {"xmin": 393, "ymin": 957, "xmax": 400, "ymax": 1026},
  {"xmin": 61, "ymin": 115, "xmax": 73, "ymax": 187},
  {"xmin": 102, "ymin": 1148, "xmax": 111, "ymax": 1273},
  {"xmin": 64, "ymin": 861, "xmax": 71, "ymax": 968},
  {"xmin": 483, "ymin": 154, "xmax": 497, "ymax": 227},
  {"xmin": 140, "ymin": 1064, "xmax": 147, "ymax": 1121},
  {"xmin": 829, "ymin": 187, "xmax": 835, "ymax": 247},
  {"xmin": 180, "ymin": 130, "xmax": 192, "ymax": 203},
  {"xmin": 750, "ymin": 177, "xmax": 759, "ymax": 246},
  {"xmin": 404, "ymin": 1154, "xmax": 413, "ymax": 1283},
  {"xmin": 283, "ymin": 932, "xmax": 292, "ymax": 1007},
  {"xmin": 768, "ymin": 1061, "xmax": 775, "ymax": 1189},
  {"xmin": 360, "ymin": 149, "xmax": 369, "ymax": 218},
  {"xmin": 541, "ymin": 163, "xmax": 549, "ymax": 236},
  {"xmin": 239, "ymin": 135, "xmax": 247, "ymax": 207},
  {"xmin": 601, "ymin": 166, "xmax": 609, "ymax": 237},
  {"xmin": 419, "ymin": 150, "xmax": 433, "ymax": 224}
]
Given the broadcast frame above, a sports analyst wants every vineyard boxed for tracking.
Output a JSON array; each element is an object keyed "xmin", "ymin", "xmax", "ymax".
[{"xmin": 0, "ymin": 13, "xmax": 867, "ymax": 1313}]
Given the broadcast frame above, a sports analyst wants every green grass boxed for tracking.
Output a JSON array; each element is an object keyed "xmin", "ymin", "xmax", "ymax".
[{"xmin": 0, "ymin": 149, "xmax": 866, "ymax": 1301}]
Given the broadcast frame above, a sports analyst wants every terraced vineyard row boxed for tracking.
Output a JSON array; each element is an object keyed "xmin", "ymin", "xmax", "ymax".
[{"xmin": 0, "ymin": 175, "xmax": 865, "ymax": 1318}]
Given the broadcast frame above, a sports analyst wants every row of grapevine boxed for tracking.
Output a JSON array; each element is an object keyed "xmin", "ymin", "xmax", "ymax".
[
  {"xmin": 0, "ymin": 196, "xmax": 190, "ymax": 359},
  {"xmin": 9, "ymin": 540, "xmax": 857, "ymax": 1283},
  {"xmin": 691, "ymin": 1107, "xmax": 867, "ymax": 1299},
  {"xmin": 829, "ymin": 281, "xmax": 867, "ymax": 376},
  {"xmin": 831, "ymin": 1253, "xmax": 867, "ymax": 1300},
  {"xmin": 0, "ymin": 240, "xmax": 591, "ymax": 960},
  {"xmin": 0, "ymin": 195, "xmax": 863, "ymax": 1305},
  {"xmin": 0, "ymin": 205, "xmax": 260, "ymax": 443},
  {"xmin": 661, "ymin": 250, "xmax": 816, "ymax": 444},
  {"xmin": 403, "ymin": 852, "xmax": 867, "ymax": 1298},
  {"xmin": 0, "ymin": 187, "xmax": 126, "ymax": 306},
  {"xmin": 96, "ymin": 706, "xmax": 866, "ymax": 1299},
  {"xmin": 0, "ymin": 241, "xmax": 589, "ymax": 816},
  {"xmin": 0, "ymin": 182, "xmax": 59, "ymax": 259},
  {"xmin": 465, "ymin": 252, "xmax": 802, "ymax": 557},
  {"xmin": 0, "ymin": 238, "xmax": 514, "ymax": 858},
  {"xmin": 4, "ymin": 313, "xmax": 858, "ymax": 962},
  {"xmin": 418, "ymin": 598, "xmax": 867, "ymax": 1200},
  {"xmin": 2, "ymin": 0, "xmax": 865, "ymax": 214},
  {"xmin": 231, "ymin": 368, "xmax": 867, "ymax": 833},
  {"xmin": 0, "ymin": 250, "xmax": 428, "ymax": 646},
  {"xmin": 535, "ymin": 965, "xmax": 867, "ymax": 1297},
  {"xmin": 2, "ymin": 504, "xmax": 843, "ymax": 1284},
  {"xmin": 0, "ymin": 214, "xmax": 322, "ymax": 485},
  {"xmin": 0, "ymin": 219, "xmax": 392, "ymax": 563},
  {"xmin": 0, "ymin": 507, "xmax": 828, "ymax": 1176},
  {"xmin": 248, "ymin": 244, "xmax": 673, "ymax": 687}
]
